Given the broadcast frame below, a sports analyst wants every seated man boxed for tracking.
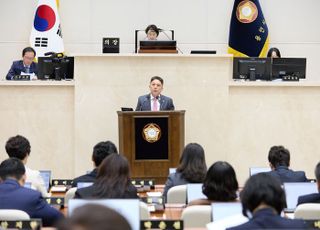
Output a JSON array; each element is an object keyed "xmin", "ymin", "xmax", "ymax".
[
  {"xmin": 71, "ymin": 141, "xmax": 118, "ymax": 187},
  {"xmin": 136, "ymin": 76, "xmax": 174, "ymax": 111},
  {"xmin": 6, "ymin": 47, "xmax": 38, "ymax": 80},
  {"xmin": 5, "ymin": 135, "xmax": 48, "ymax": 197},
  {"xmin": 297, "ymin": 162, "xmax": 320, "ymax": 205},
  {"xmin": 266, "ymin": 145, "xmax": 307, "ymax": 183},
  {"xmin": 0, "ymin": 158, "xmax": 64, "ymax": 226}
]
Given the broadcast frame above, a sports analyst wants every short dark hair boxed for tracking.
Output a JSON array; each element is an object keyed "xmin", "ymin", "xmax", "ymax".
[
  {"xmin": 202, "ymin": 161, "xmax": 238, "ymax": 201},
  {"xmin": 57, "ymin": 204, "xmax": 131, "ymax": 230},
  {"xmin": 177, "ymin": 143, "xmax": 207, "ymax": 182},
  {"xmin": 92, "ymin": 141, "xmax": 118, "ymax": 167},
  {"xmin": 240, "ymin": 173, "xmax": 286, "ymax": 216},
  {"xmin": 267, "ymin": 47, "xmax": 281, "ymax": 58},
  {"xmin": 22, "ymin": 47, "xmax": 36, "ymax": 57},
  {"xmin": 268, "ymin": 145, "xmax": 290, "ymax": 167},
  {"xmin": 0, "ymin": 158, "xmax": 26, "ymax": 181},
  {"xmin": 145, "ymin": 24, "xmax": 159, "ymax": 36},
  {"xmin": 315, "ymin": 162, "xmax": 320, "ymax": 181},
  {"xmin": 150, "ymin": 76, "xmax": 163, "ymax": 85},
  {"xmin": 5, "ymin": 135, "xmax": 31, "ymax": 160}
]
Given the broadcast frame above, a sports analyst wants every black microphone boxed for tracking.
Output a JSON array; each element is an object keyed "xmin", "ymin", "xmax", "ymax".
[{"xmin": 44, "ymin": 52, "xmax": 56, "ymax": 56}]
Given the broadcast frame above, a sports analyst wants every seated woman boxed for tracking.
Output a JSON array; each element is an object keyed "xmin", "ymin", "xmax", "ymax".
[
  {"xmin": 188, "ymin": 161, "xmax": 239, "ymax": 206},
  {"xmin": 75, "ymin": 154, "xmax": 138, "ymax": 199},
  {"xmin": 267, "ymin": 47, "xmax": 281, "ymax": 58},
  {"xmin": 163, "ymin": 143, "xmax": 207, "ymax": 200},
  {"xmin": 145, "ymin": 24, "xmax": 160, "ymax": 40},
  {"xmin": 227, "ymin": 173, "xmax": 307, "ymax": 230}
]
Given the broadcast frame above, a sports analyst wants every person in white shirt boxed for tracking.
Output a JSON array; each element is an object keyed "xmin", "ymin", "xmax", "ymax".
[{"xmin": 5, "ymin": 135, "xmax": 49, "ymax": 197}]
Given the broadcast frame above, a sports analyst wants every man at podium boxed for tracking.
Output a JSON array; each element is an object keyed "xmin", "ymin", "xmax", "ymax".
[{"xmin": 136, "ymin": 76, "xmax": 174, "ymax": 111}]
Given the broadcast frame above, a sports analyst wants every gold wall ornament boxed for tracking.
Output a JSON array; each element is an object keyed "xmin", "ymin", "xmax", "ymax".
[
  {"xmin": 236, "ymin": 0, "xmax": 258, "ymax": 23},
  {"xmin": 142, "ymin": 123, "xmax": 161, "ymax": 143}
]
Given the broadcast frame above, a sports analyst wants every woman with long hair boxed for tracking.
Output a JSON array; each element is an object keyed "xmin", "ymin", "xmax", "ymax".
[
  {"xmin": 75, "ymin": 154, "xmax": 138, "ymax": 199},
  {"xmin": 163, "ymin": 143, "xmax": 207, "ymax": 200}
]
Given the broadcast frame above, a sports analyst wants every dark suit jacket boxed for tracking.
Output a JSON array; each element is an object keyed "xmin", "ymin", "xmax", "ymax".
[
  {"xmin": 0, "ymin": 179, "xmax": 63, "ymax": 226},
  {"xmin": 227, "ymin": 208, "xmax": 306, "ymax": 230},
  {"xmin": 74, "ymin": 183, "xmax": 139, "ymax": 199},
  {"xmin": 266, "ymin": 166, "xmax": 308, "ymax": 183},
  {"xmin": 71, "ymin": 168, "xmax": 98, "ymax": 187},
  {"xmin": 298, "ymin": 192, "xmax": 320, "ymax": 205},
  {"xmin": 163, "ymin": 172, "xmax": 190, "ymax": 200},
  {"xmin": 6, "ymin": 60, "xmax": 38, "ymax": 80},
  {"xmin": 135, "ymin": 94, "xmax": 174, "ymax": 111}
]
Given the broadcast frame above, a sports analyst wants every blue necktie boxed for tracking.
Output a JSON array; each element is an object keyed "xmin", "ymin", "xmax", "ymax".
[{"xmin": 25, "ymin": 66, "xmax": 30, "ymax": 74}]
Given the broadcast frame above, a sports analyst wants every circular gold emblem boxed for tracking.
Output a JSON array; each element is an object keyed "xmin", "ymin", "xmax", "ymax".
[
  {"xmin": 142, "ymin": 123, "xmax": 161, "ymax": 143},
  {"xmin": 236, "ymin": 1, "xmax": 258, "ymax": 23}
]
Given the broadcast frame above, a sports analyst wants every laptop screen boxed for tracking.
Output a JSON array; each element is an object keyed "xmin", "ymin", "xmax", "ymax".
[
  {"xmin": 249, "ymin": 167, "xmax": 271, "ymax": 176},
  {"xmin": 68, "ymin": 199, "xmax": 140, "ymax": 230},
  {"xmin": 212, "ymin": 202, "xmax": 243, "ymax": 221},
  {"xmin": 39, "ymin": 170, "xmax": 51, "ymax": 192},
  {"xmin": 284, "ymin": 182, "xmax": 318, "ymax": 211},
  {"xmin": 187, "ymin": 183, "xmax": 206, "ymax": 203}
]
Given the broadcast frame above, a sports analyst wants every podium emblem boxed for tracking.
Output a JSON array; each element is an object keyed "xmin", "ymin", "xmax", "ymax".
[{"xmin": 142, "ymin": 123, "xmax": 161, "ymax": 143}]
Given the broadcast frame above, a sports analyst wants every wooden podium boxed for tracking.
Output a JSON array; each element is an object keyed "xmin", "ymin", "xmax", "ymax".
[{"xmin": 117, "ymin": 110, "xmax": 185, "ymax": 183}]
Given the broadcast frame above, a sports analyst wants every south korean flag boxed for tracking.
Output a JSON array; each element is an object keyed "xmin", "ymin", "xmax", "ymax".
[{"xmin": 30, "ymin": 0, "xmax": 64, "ymax": 57}]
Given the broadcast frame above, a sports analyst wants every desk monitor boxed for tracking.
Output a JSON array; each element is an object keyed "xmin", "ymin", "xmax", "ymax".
[
  {"xmin": 283, "ymin": 182, "xmax": 317, "ymax": 212},
  {"xmin": 139, "ymin": 40, "xmax": 176, "ymax": 50},
  {"xmin": 38, "ymin": 56, "xmax": 74, "ymax": 80},
  {"xmin": 39, "ymin": 170, "xmax": 51, "ymax": 192},
  {"xmin": 68, "ymin": 199, "xmax": 140, "ymax": 230},
  {"xmin": 271, "ymin": 58, "xmax": 306, "ymax": 79},
  {"xmin": 187, "ymin": 183, "xmax": 206, "ymax": 203},
  {"xmin": 211, "ymin": 202, "xmax": 242, "ymax": 221},
  {"xmin": 233, "ymin": 57, "xmax": 271, "ymax": 81}
]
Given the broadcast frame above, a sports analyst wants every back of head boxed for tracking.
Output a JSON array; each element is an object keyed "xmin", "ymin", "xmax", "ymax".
[
  {"xmin": 177, "ymin": 143, "xmax": 207, "ymax": 182},
  {"xmin": 58, "ymin": 204, "xmax": 131, "ymax": 230},
  {"xmin": 315, "ymin": 162, "xmax": 320, "ymax": 181},
  {"xmin": 92, "ymin": 141, "xmax": 118, "ymax": 167},
  {"xmin": 268, "ymin": 145, "xmax": 290, "ymax": 168},
  {"xmin": 5, "ymin": 135, "xmax": 31, "ymax": 160},
  {"xmin": 0, "ymin": 158, "xmax": 25, "ymax": 181},
  {"xmin": 202, "ymin": 161, "xmax": 238, "ymax": 201},
  {"xmin": 94, "ymin": 154, "xmax": 130, "ymax": 198},
  {"xmin": 240, "ymin": 173, "xmax": 286, "ymax": 217}
]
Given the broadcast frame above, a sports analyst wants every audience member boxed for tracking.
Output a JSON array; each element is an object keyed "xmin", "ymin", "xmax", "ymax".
[
  {"xmin": 72, "ymin": 141, "xmax": 118, "ymax": 187},
  {"xmin": 227, "ymin": 173, "xmax": 306, "ymax": 229},
  {"xmin": 75, "ymin": 154, "xmax": 138, "ymax": 199},
  {"xmin": 5, "ymin": 134, "xmax": 48, "ymax": 197},
  {"xmin": 297, "ymin": 161, "xmax": 320, "ymax": 205},
  {"xmin": 0, "ymin": 158, "xmax": 63, "ymax": 226},
  {"xmin": 6, "ymin": 47, "xmax": 38, "ymax": 80},
  {"xmin": 145, "ymin": 24, "xmax": 160, "ymax": 41},
  {"xmin": 57, "ymin": 204, "xmax": 131, "ymax": 230},
  {"xmin": 163, "ymin": 143, "xmax": 207, "ymax": 200},
  {"xmin": 135, "ymin": 76, "xmax": 174, "ymax": 111},
  {"xmin": 266, "ymin": 145, "xmax": 307, "ymax": 183},
  {"xmin": 267, "ymin": 47, "xmax": 281, "ymax": 58},
  {"xmin": 188, "ymin": 161, "xmax": 238, "ymax": 206}
]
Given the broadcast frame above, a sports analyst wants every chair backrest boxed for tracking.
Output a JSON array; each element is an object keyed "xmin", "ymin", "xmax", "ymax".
[
  {"xmin": 181, "ymin": 205, "xmax": 211, "ymax": 228},
  {"xmin": 294, "ymin": 203, "xmax": 320, "ymax": 220},
  {"xmin": 187, "ymin": 183, "xmax": 206, "ymax": 203},
  {"xmin": 64, "ymin": 187, "xmax": 77, "ymax": 206},
  {"xmin": 211, "ymin": 202, "xmax": 242, "ymax": 221},
  {"xmin": 283, "ymin": 182, "xmax": 318, "ymax": 211},
  {"xmin": 139, "ymin": 201, "xmax": 150, "ymax": 220},
  {"xmin": 167, "ymin": 185, "xmax": 187, "ymax": 204},
  {"xmin": 0, "ymin": 209, "xmax": 30, "ymax": 220}
]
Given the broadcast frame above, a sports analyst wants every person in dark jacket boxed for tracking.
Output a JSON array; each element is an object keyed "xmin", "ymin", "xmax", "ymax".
[
  {"xmin": 75, "ymin": 154, "xmax": 138, "ymax": 199},
  {"xmin": 227, "ymin": 173, "xmax": 306, "ymax": 230}
]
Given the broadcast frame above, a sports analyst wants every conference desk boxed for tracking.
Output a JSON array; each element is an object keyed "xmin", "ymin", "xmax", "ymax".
[{"xmin": 1, "ymin": 54, "xmax": 320, "ymax": 186}]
